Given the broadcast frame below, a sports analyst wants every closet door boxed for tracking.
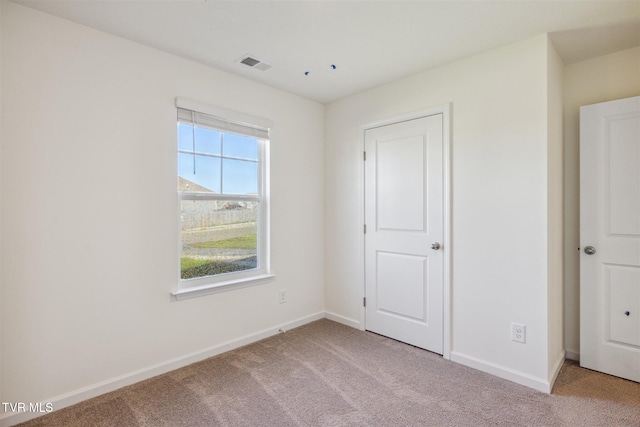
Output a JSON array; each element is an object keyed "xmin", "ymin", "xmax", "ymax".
[{"xmin": 580, "ymin": 96, "xmax": 640, "ymax": 382}]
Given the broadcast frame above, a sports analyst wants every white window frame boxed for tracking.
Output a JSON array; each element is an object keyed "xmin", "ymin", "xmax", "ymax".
[{"xmin": 172, "ymin": 98, "xmax": 273, "ymax": 301}]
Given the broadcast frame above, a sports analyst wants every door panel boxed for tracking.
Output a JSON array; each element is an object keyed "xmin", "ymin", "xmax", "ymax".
[
  {"xmin": 365, "ymin": 114, "xmax": 443, "ymax": 353},
  {"xmin": 608, "ymin": 266, "xmax": 640, "ymax": 347},
  {"xmin": 580, "ymin": 96, "xmax": 640, "ymax": 383},
  {"xmin": 608, "ymin": 116, "xmax": 640, "ymax": 236},
  {"xmin": 377, "ymin": 135, "xmax": 426, "ymax": 231},
  {"xmin": 377, "ymin": 252, "xmax": 427, "ymax": 321}
]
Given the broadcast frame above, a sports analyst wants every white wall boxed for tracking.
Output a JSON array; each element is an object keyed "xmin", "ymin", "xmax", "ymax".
[
  {"xmin": 0, "ymin": 1, "xmax": 324, "ymax": 418},
  {"xmin": 325, "ymin": 34, "xmax": 562, "ymax": 391},
  {"xmin": 563, "ymin": 47, "xmax": 640, "ymax": 359}
]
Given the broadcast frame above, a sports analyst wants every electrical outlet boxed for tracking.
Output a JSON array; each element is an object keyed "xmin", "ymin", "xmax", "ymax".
[
  {"xmin": 511, "ymin": 323, "xmax": 526, "ymax": 343},
  {"xmin": 279, "ymin": 289, "xmax": 287, "ymax": 304}
]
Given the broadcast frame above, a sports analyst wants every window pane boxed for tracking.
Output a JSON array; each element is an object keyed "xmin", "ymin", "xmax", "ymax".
[
  {"xmin": 222, "ymin": 159, "xmax": 258, "ymax": 195},
  {"xmin": 195, "ymin": 127, "xmax": 221, "ymax": 155},
  {"xmin": 223, "ymin": 133, "xmax": 258, "ymax": 160},
  {"xmin": 178, "ymin": 123, "xmax": 193, "ymax": 152},
  {"xmin": 178, "ymin": 123, "xmax": 221, "ymax": 155},
  {"xmin": 178, "ymin": 152, "xmax": 220, "ymax": 193},
  {"xmin": 180, "ymin": 199, "xmax": 259, "ymax": 280}
]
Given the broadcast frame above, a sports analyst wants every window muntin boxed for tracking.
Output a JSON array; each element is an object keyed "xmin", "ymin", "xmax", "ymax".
[{"xmin": 177, "ymin": 106, "xmax": 268, "ymax": 287}]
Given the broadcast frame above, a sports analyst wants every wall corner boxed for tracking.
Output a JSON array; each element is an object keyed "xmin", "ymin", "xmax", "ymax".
[{"xmin": 546, "ymin": 34, "xmax": 566, "ymax": 385}]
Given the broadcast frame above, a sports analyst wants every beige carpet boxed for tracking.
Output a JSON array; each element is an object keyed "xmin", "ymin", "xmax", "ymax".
[{"xmin": 18, "ymin": 319, "xmax": 640, "ymax": 426}]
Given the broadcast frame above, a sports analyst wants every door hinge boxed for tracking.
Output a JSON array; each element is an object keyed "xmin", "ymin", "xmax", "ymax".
[
  {"xmin": 364, "ymin": 224, "xmax": 367, "ymax": 234},
  {"xmin": 363, "ymin": 151, "xmax": 367, "ymax": 161},
  {"xmin": 363, "ymin": 297, "xmax": 366, "ymax": 307}
]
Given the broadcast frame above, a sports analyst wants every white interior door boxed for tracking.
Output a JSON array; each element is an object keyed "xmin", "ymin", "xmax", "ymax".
[
  {"xmin": 365, "ymin": 114, "xmax": 443, "ymax": 354},
  {"xmin": 580, "ymin": 96, "xmax": 640, "ymax": 382}
]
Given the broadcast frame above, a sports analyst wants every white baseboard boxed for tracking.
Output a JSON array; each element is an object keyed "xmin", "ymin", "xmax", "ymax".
[
  {"xmin": 450, "ymin": 351, "xmax": 553, "ymax": 394},
  {"xmin": 324, "ymin": 311, "xmax": 361, "ymax": 329},
  {"xmin": 565, "ymin": 350, "xmax": 580, "ymax": 361},
  {"xmin": 0, "ymin": 312, "xmax": 324, "ymax": 427}
]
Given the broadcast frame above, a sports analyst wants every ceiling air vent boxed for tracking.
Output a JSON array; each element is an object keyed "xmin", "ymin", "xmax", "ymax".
[{"xmin": 237, "ymin": 55, "xmax": 272, "ymax": 71}]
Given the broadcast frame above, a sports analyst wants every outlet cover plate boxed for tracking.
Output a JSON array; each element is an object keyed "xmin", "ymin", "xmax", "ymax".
[{"xmin": 511, "ymin": 323, "xmax": 526, "ymax": 343}]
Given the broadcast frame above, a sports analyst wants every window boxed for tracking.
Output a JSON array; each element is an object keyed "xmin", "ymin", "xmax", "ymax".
[{"xmin": 174, "ymin": 99, "xmax": 271, "ymax": 298}]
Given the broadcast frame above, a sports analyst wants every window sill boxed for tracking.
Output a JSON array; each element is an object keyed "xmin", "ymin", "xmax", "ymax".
[{"xmin": 171, "ymin": 274, "xmax": 275, "ymax": 301}]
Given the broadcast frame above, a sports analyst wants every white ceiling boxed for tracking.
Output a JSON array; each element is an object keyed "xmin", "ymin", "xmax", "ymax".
[{"xmin": 12, "ymin": 0, "xmax": 640, "ymax": 104}]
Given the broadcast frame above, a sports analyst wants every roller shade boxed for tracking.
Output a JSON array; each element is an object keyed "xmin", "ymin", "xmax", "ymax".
[{"xmin": 177, "ymin": 107, "xmax": 269, "ymax": 140}]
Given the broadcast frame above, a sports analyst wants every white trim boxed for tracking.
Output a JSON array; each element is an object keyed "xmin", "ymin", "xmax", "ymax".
[
  {"xmin": 325, "ymin": 311, "xmax": 361, "ymax": 329},
  {"xmin": 0, "ymin": 312, "xmax": 323, "ymax": 427},
  {"xmin": 362, "ymin": 104, "xmax": 450, "ymax": 130},
  {"xmin": 358, "ymin": 123, "xmax": 367, "ymax": 332},
  {"xmin": 179, "ymin": 192, "xmax": 260, "ymax": 202},
  {"xmin": 548, "ymin": 350, "xmax": 566, "ymax": 392},
  {"xmin": 450, "ymin": 351, "xmax": 553, "ymax": 394},
  {"xmin": 172, "ymin": 274, "xmax": 276, "ymax": 301},
  {"xmin": 175, "ymin": 97, "xmax": 272, "ymax": 130},
  {"xmin": 565, "ymin": 350, "xmax": 580, "ymax": 361},
  {"xmin": 441, "ymin": 104, "xmax": 452, "ymax": 361},
  {"xmin": 360, "ymin": 103, "xmax": 452, "ymax": 358}
]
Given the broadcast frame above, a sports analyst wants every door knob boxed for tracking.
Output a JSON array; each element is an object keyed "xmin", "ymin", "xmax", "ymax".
[
  {"xmin": 431, "ymin": 242, "xmax": 441, "ymax": 250},
  {"xmin": 584, "ymin": 246, "xmax": 596, "ymax": 255}
]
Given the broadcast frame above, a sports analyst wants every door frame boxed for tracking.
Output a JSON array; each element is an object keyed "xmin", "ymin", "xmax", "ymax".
[{"xmin": 359, "ymin": 103, "xmax": 452, "ymax": 360}]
